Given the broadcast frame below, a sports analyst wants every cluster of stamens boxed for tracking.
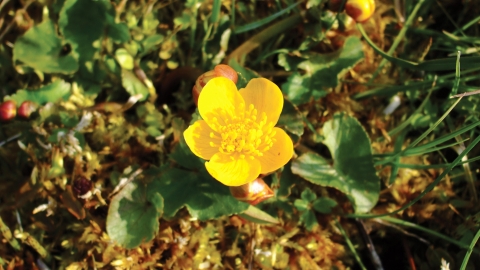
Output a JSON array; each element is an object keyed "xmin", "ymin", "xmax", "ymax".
[{"xmin": 209, "ymin": 104, "xmax": 276, "ymax": 159}]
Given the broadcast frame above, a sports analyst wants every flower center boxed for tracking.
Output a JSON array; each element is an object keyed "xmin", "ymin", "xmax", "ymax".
[{"xmin": 209, "ymin": 104, "xmax": 276, "ymax": 159}]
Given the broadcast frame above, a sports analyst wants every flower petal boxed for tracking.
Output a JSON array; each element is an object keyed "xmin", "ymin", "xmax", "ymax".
[
  {"xmin": 198, "ymin": 77, "xmax": 245, "ymax": 131},
  {"xmin": 183, "ymin": 120, "xmax": 220, "ymax": 160},
  {"xmin": 239, "ymin": 78, "xmax": 283, "ymax": 125},
  {"xmin": 257, "ymin": 127, "xmax": 293, "ymax": 174},
  {"xmin": 205, "ymin": 153, "xmax": 261, "ymax": 186}
]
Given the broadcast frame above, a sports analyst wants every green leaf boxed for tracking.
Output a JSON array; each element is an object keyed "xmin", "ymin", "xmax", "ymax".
[
  {"xmin": 13, "ymin": 20, "xmax": 78, "ymax": 74},
  {"xmin": 277, "ymin": 53, "xmax": 304, "ymax": 71},
  {"xmin": 293, "ymin": 199, "xmax": 309, "ymax": 211},
  {"xmin": 301, "ymin": 188, "xmax": 317, "ymax": 202},
  {"xmin": 174, "ymin": 11, "xmax": 192, "ymax": 31},
  {"xmin": 312, "ymin": 197, "xmax": 337, "ymax": 214},
  {"xmin": 238, "ymin": 205, "xmax": 279, "ymax": 225},
  {"xmin": 58, "ymin": 112, "xmax": 79, "ymax": 128},
  {"xmin": 277, "ymin": 163, "xmax": 296, "ymax": 198},
  {"xmin": 107, "ymin": 22, "xmax": 130, "ymax": 43},
  {"xmin": 106, "ymin": 181, "xmax": 163, "ymax": 249},
  {"xmin": 76, "ymin": 61, "xmax": 107, "ymax": 95},
  {"xmin": 277, "ymin": 99, "xmax": 304, "ymax": 137},
  {"xmin": 121, "ymin": 69, "xmax": 149, "ymax": 101},
  {"xmin": 282, "ymin": 72, "xmax": 327, "ymax": 104},
  {"xmin": 115, "ymin": 49, "xmax": 134, "ymax": 70},
  {"xmin": 59, "ymin": 0, "xmax": 126, "ymax": 60},
  {"xmin": 59, "ymin": 0, "xmax": 107, "ymax": 60},
  {"xmin": 227, "ymin": 59, "xmax": 259, "ymax": 89},
  {"xmin": 299, "ymin": 209, "xmax": 318, "ymax": 231},
  {"xmin": 47, "ymin": 129, "xmax": 85, "ymax": 149},
  {"xmin": 8, "ymin": 80, "xmax": 71, "ymax": 106},
  {"xmin": 292, "ymin": 113, "xmax": 380, "ymax": 213},
  {"xmin": 152, "ymin": 168, "xmax": 249, "ymax": 221},
  {"xmin": 169, "ymin": 135, "xmax": 204, "ymax": 170},
  {"xmin": 282, "ymin": 37, "xmax": 364, "ymax": 105},
  {"xmin": 142, "ymin": 34, "xmax": 164, "ymax": 55}
]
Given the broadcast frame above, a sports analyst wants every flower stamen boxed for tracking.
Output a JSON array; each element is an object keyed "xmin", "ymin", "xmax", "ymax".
[{"xmin": 212, "ymin": 104, "xmax": 276, "ymax": 158}]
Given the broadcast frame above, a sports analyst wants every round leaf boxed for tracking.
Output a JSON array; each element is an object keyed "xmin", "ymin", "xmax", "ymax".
[
  {"xmin": 106, "ymin": 181, "xmax": 163, "ymax": 249},
  {"xmin": 292, "ymin": 113, "xmax": 380, "ymax": 213}
]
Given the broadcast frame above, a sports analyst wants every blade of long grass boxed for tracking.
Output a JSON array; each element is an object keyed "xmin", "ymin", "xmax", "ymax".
[
  {"xmin": 453, "ymin": 15, "xmax": 480, "ymax": 34},
  {"xmin": 388, "ymin": 130, "xmax": 406, "ymax": 185},
  {"xmin": 436, "ymin": 0, "xmax": 468, "ymax": 38},
  {"xmin": 378, "ymin": 217, "xmax": 480, "ymax": 253},
  {"xmin": 401, "ymin": 120, "xmax": 480, "ymax": 154},
  {"xmin": 395, "ymin": 163, "xmax": 447, "ymax": 169},
  {"xmin": 234, "ymin": 2, "xmax": 300, "ymax": 34},
  {"xmin": 402, "ymin": 138, "xmax": 469, "ymax": 156},
  {"xmin": 210, "ymin": 0, "xmax": 221, "ymax": 24},
  {"xmin": 227, "ymin": 12, "xmax": 303, "ymax": 64},
  {"xmin": 460, "ymin": 228, "xmax": 480, "ymax": 270},
  {"xmin": 394, "ymin": 155, "xmax": 480, "ymax": 169},
  {"xmin": 368, "ymin": 0, "xmax": 427, "ymax": 81},
  {"xmin": 353, "ymin": 66, "xmax": 480, "ymax": 99},
  {"xmin": 346, "ymin": 131, "xmax": 480, "ymax": 219},
  {"xmin": 336, "ymin": 219, "xmax": 368, "ymax": 270},
  {"xmin": 231, "ymin": 0, "xmax": 235, "ymax": 28},
  {"xmin": 387, "ymin": 78, "xmax": 435, "ymax": 137},
  {"xmin": 376, "ymin": 96, "xmax": 463, "ymax": 166},
  {"xmin": 445, "ymin": 116, "xmax": 477, "ymax": 201},
  {"xmin": 358, "ymin": 24, "xmax": 480, "ymax": 72},
  {"xmin": 451, "ymin": 51, "xmax": 461, "ymax": 96}
]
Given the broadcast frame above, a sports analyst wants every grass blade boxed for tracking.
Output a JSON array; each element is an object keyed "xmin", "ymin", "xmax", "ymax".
[
  {"xmin": 460, "ymin": 228, "xmax": 480, "ymax": 270},
  {"xmin": 234, "ymin": 2, "xmax": 300, "ymax": 34}
]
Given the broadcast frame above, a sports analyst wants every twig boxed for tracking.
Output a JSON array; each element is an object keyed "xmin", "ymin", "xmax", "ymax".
[
  {"xmin": 355, "ymin": 219, "xmax": 384, "ymax": 270},
  {"xmin": 226, "ymin": 12, "xmax": 304, "ymax": 64},
  {"xmin": 0, "ymin": 132, "xmax": 21, "ymax": 147},
  {"xmin": 0, "ymin": 0, "xmax": 35, "ymax": 42}
]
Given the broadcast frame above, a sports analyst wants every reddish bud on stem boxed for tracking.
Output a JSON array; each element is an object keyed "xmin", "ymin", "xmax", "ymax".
[
  {"xmin": 17, "ymin": 101, "xmax": 37, "ymax": 119},
  {"xmin": 0, "ymin": 100, "xmax": 16, "ymax": 122},
  {"xmin": 230, "ymin": 178, "xmax": 274, "ymax": 205},
  {"xmin": 192, "ymin": 64, "xmax": 238, "ymax": 106}
]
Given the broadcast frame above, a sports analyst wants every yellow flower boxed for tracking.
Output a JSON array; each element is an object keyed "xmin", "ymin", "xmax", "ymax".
[{"xmin": 184, "ymin": 77, "xmax": 294, "ymax": 186}]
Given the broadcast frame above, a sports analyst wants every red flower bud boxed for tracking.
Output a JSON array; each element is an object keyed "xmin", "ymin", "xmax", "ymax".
[
  {"xmin": 17, "ymin": 101, "xmax": 37, "ymax": 119},
  {"xmin": 0, "ymin": 100, "xmax": 17, "ymax": 122},
  {"xmin": 192, "ymin": 64, "xmax": 238, "ymax": 106}
]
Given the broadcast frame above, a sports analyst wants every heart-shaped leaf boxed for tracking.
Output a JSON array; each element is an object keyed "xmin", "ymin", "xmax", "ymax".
[
  {"xmin": 106, "ymin": 181, "xmax": 163, "ymax": 249},
  {"xmin": 292, "ymin": 113, "xmax": 380, "ymax": 213}
]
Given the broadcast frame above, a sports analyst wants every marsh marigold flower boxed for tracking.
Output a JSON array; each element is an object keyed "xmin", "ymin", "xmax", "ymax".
[{"xmin": 184, "ymin": 77, "xmax": 294, "ymax": 186}]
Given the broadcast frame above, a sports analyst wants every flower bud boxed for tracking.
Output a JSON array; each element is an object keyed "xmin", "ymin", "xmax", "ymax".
[
  {"xmin": 345, "ymin": 0, "xmax": 375, "ymax": 23},
  {"xmin": 0, "ymin": 100, "xmax": 16, "ymax": 121},
  {"xmin": 229, "ymin": 178, "xmax": 274, "ymax": 205},
  {"xmin": 192, "ymin": 64, "xmax": 238, "ymax": 106},
  {"xmin": 17, "ymin": 101, "xmax": 37, "ymax": 119}
]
